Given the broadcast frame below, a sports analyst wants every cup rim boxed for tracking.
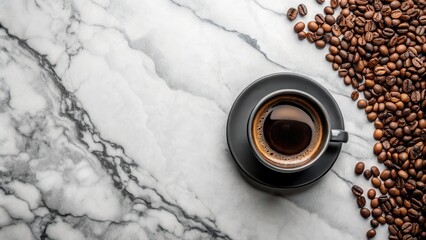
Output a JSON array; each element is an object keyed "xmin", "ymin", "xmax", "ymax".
[{"xmin": 247, "ymin": 89, "xmax": 332, "ymax": 173}]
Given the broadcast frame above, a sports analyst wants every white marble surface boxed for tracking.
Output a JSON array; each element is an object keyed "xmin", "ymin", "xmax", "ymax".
[{"xmin": 0, "ymin": 0, "xmax": 386, "ymax": 239}]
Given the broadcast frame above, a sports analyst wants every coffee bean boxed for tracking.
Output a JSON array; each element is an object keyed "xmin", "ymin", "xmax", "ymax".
[
  {"xmin": 368, "ymin": 112, "xmax": 377, "ymax": 122},
  {"xmin": 389, "ymin": 224, "xmax": 398, "ymax": 235},
  {"xmin": 325, "ymin": 15, "xmax": 335, "ymax": 25},
  {"xmin": 373, "ymin": 142, "xmax": 382, "ymax": 154},
  {"xmin": 364, "ymin": 169, "xmax": 372, "ymax": 180},
  {"xmin": 351, "ymin": 91, "xmax": 359, "ymax": 101},
  {"xmin": 398, "ymin": 170, "xmax": 409, "ymax": 180},
  {"xmin": 316, "ymin": 0, "xmax": 325, "ymax": 4},
  {"xmin": 308, "ymin": 21, "xmax": 319, "ymax": 32},
  {"xmin": 294, "ymin": 22, "xmax": 305, "ymax": 33},
  {"xmin": 374, "ymin": 66, "xmax": 387, "ymax": 75},
  {"xmin": 354, "ymin": 162, "xmax": 365, "ymax": 175},
  {"xmin": 352, "ymin": 185, "xmax": 363, "ymax": 196},
  {"xmin": 324, "ymin": 6, "xmax": 334, "ymax": 15},
  {"xmin": 330, "ymin": 0, "xmax": 339, "ymax": 8},
  {"xmin": 306, "ymin": 32, "xmax": 315, "ymax": 43},
  {"xmin": 367, "ymin": 189, "xmax": 376, "ymax": 199},
  {"xmin": 298, "ymin": 31, "xmax": 307, "ymax": 40},
  {"xmin": 407, "ymin": 208, "xmax": 418, "ymax": 218},
  {"xmin": 366, "ymin": 229, "xmax": 376, "ymax": 238},
  {"xmin": 356, "ymin": 99, "xmax": 367, "ymax": 109},
  {"xmin": 402, "ymin": 234, "xmax": 413, "ymax": 240},
  {"xmin": 372, "ymin": 208, "xmax": 383, "ymax": 218},
  {"xmin": 371, "ymin": 166, "xmax": 380, "ymax": 177},
  {"xmin": 357, "ymin": 196, "xmax": 366, "ymax": 208},
  {"xmin": 389, "ymin": 187, "xmax": 400, "ymax": 197},
  {"xmin": 370, "ymin": 219, "xmax": 379, "ymax": 228},
  {"xmin": 360, "ymin": 208, "xmax": 371, "ymax": 218},
  {"xmin": 385, "ymin": 214, "xmax": 394, "ymax": 224},
  {"xmin": 315, "ymin": 14, "xmax": 325, "ymax": 24},
  {"xmin": 401, "ymin": 222, "xmax": 412, "ymax": 233},
  {"xmin": 372, "ymin": 177, "xmax": 381, "ymax": 188},
  {"xmin": 331, "ymin": 25, "xmax": 341, "ymax": 36},
  {"xmin": 298, "ymin": 4, "xmax": 307, "ymax": 16},
  {"xmin": 287, "ymin": 8, "xmax": 298, "ymax": 21},
  {"xmin": 315, "ymin": 40, "xmax": 326, "ymax": 49}
]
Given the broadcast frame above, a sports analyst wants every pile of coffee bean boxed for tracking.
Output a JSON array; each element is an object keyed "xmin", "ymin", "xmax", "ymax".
[{"xmin": 289, "ymin": 0, "xmax": 425, "ymax": 239}]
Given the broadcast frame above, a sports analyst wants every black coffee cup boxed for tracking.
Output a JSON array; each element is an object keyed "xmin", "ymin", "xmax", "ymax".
[{"xmin": 247, "ymin": 89, "xmax": 348, "ymax": 173}]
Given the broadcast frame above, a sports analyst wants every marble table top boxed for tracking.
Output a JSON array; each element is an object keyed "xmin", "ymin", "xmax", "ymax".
[{"xmin": 0, "ymin": 0, "xmax": 384, "ymax": 239}]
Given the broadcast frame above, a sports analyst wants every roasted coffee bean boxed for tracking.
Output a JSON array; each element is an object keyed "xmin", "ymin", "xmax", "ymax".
[
  {"xmin": 352, "ymin": 185, "xmax": 363, "ymax": 196},
  {"xmin": 373, "ymin": 142, "xmax": 382, "ymax": 154},
  {"xmin": 371, "ymin": 166, "xmax": 380, "ymax": 177},
  {"xmin": 367, "ymin": 189, "xmax": 376, "ymax": 199},
  {"xmin": 294, "ymin": 22, "xmax": 305, "ymax": 33},
  {"xmin": 364, "ymin": 169, "xmax": 372, "ymax": 180},
  {"xmin": 357, "ymin": 196, "xmax": 366, "ymax": 208},
  {"xmin": 372, "ymin": 208, "xmax": 383, "ymax": 218},
  {"xmin": 298, "ymin": 4, "xmax": 307, "ymax": 16},
  {"xmin": 401, "ymin": 222, "xmax": 412, "ymax": 233},
  {"xmin": 371, "ymin": 198, "xmax": 379, "ymax": 208},
  {"xmin": 357, "ymin": 99, "xmax": 368, "ymax": 109},
  {"xmin": 287, "ymin": 8, "xmax": 298, "ymax": 21},
  {"xmin": 389, "ymin": 224, "xmax": 398, "ymax": 235},
  {"xmin": 366, "ymin": 229, "xmax": 376, "ymax": 238},
  {"xmin": 370, "ymin": 219, "xmax": 379, "ymax": 228},
  {"xmin": 360, "ymin": 208, "xmax": 371, "ymax": 218},
  {"xmin": 315, "ymin": 40, "xmax": 326, "ymax": 49},
  {"xmin": 407, "ymin": 208, "xmax": 418, "ymax": 218},
  {"xmin": 351, "ymin": 91, "xmax": 359, "ymax": 101},
  {"xmin": 315, "ymin": 14, "xmax": 325, "ymax": 24},
  {"xmin": 324, "ymin": 6, "xmax": 334, "ymax": 15},
  {"xmin": 330, "ymin": 0, "xmax": 339, "ymax": 9},
  {"xmin": 298, "ymin": 31, "xmax": 307, "ymax": 40},
  {"xmin": 385, "ymin": 214, "xmax": 394, "ymax": 224},
  {"xmin": 306, "ymin": 22, "xmax": 320, "ymax": 33},
  {"xmin": 389, "ymin": 187, "xmax": 400, "ymax": 197},
  {"xmin": 354, "ymin": 162, "xmax": 365, "ymax": 175},
  {"xmin": 380, "ymin": 170, "xmax": 391, "ymax": 181},
  {"xmin": 372, "ymin": 177, "xmax": 381, "ymax": 188}
]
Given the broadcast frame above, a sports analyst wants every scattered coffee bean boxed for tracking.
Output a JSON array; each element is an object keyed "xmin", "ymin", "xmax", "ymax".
[
  {"xmin": 354, "ymin": 162, "xmax": 365, "ymax": 175},
  {"xmin": 316, "ymin": 0, "xmax": 325, "ymax": 4},
  {"xmin": 367, "ymin": 189, "xmax": 376, "ymax": 199},
  {"xmin": 367, "ymin": 229, "xmax": 376, "ymax": 238},
  {"xmin": 287, "ymin": 8, "xmax": 298, "ymax": 21},
  {"xmin": 372, "ymin": 208, "xmax": 383, "ymax": 218},
  {"xmin": 298, "ymin": 4, "xmax": 307, "ymax": 16},
  {"xmin": 352, "ymin": 185, "xmax": 363, "ymax": 196},
  {"xmin": 357, "ymin": 99, "xmax": 367, "ymax": 108},
  {"xmin": 370, "ymin": 219, "xmax": 379, "ymax": 228},
  {"xmin": 351, "ymin": 91, "xmax": 359, "ymax": 100},
  {"xmin": 307, "ymin": 21, "xmax": 319, "ymax": 32},
  {"xmin": 371, "ymin": 177, "xmax": 381, "ymax": 188},
  {"xmin": 371, "ymin": 166, "xmax": 380, "ymax": 177},
  {"xmin": 294, "ymin": 22, "xmax": 305, "ymax": 33},
  {"xmin": 364, "ymin": 169, "xmax": 372, "ymax": 180},
  {"xmin": 361, "ymin": 208, "xmax": 371, "ymax": 218},
  {"xmin": 357, "ymin": 196, "xmax": 366, "ymax": 208}
]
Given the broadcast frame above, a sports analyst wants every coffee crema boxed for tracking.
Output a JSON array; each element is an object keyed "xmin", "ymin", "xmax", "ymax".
[{"xmin": 252, "ymin": 94, "xmax": 324, "ymax": 169}]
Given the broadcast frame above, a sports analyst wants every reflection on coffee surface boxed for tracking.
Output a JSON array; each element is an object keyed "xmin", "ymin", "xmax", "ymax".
[
  {"xmin": 252, "ymin": 94, "xmax": 325, "ymax": 168},
  {"xmin": 263, "ymin": 104, "xmax": 314, "ymax": 155}
]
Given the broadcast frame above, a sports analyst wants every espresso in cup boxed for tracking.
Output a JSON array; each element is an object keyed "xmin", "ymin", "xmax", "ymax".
[{"xmin": 248, "ymin": 89, "xmax": 348, "ymax": 173}]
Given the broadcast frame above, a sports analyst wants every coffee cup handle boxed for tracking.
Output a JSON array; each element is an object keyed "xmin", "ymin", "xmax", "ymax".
[{"xmin": 330, "ymin": 129, "xmax": 349, "ymax": 143}]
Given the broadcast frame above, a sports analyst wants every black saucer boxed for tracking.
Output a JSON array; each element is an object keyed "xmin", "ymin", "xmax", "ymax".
[{"xmin": 226, "ymin": 73, "xmax": 345, "ymax": 192}]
